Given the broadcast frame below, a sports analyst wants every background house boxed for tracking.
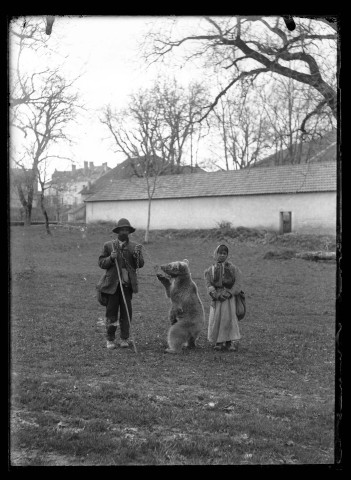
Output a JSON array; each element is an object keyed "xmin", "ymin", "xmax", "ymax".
[
  {"xmin": 85, "ymin": 162, "xmax": 337, "ymax": 235},
  {"xmin": 67, "ymin": 156, "xmax": 204, "ymax": 223},
  {"xmin": 44, "ymin": 161, "xmax": 111, "ymax": 221},
  {"xmin": 46, "ymin": 161, "xmax": 110, "ymax": 207}
]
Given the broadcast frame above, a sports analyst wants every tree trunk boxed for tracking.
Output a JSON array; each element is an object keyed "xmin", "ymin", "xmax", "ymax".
[
  {"xmin": 190, "ymin": 127, "xmax": 193, "ymax": 172},
  {"xmin": 144, "ymin": 196, "xmax": 152, "ymax": 243},
  {"xmin": 17, "ymin": 184, "xmax": 32, "ymax": 226},
  {"xmin": 24, "ymin": 206, "xmax": 32, "ymax": 226},
  {"xmin": 40, "ymin": 192, "xmax": 51, "ymax": 235}
]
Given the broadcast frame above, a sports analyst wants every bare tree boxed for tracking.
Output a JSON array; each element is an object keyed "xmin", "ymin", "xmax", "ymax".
[
  {"xmin": 210, "ymin": 81, "xmax": 272, "ymax": 169},
  {"xmin": 143, "ymin": 16, "xmax": 337, "ymax": 122},
  {"xmin": 101, "ymin": 96, "xmax": 169, "ymax": 243},
  {"xmin": 258, "ymin": 74, "xmax": 336, "ymax": 164},
  {"xmin": 9, "ymin": 17, "xmax": 81, "ymax": 229},
  {"xmin": 9, "ymin": 17, "xmax": 52, "ymax": 111},
  {"xmin": 10, "ymin": 73, "xmax": 79, "ymax": 228},
  {"xmin": 152, "ymin": 79, "xmax": 208, "ymax": 172},
  {"xmin": 101, "ymin": 81, "xmax": 209, "ymax": 240}
]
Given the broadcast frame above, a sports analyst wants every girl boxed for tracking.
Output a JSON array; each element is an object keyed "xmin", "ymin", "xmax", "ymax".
[{"xmin": 204, "ymin": 244, "xmax": 243, "ymax": 351}]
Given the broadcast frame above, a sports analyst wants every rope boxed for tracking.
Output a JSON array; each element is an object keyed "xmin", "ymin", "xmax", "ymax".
[
  {"xmin": 136, "ymin": 245, "xmax": 205, "ymax": 281},
  {"xmin": 136, "ymin": 244, "xmax": 159, "ymax": 274}
]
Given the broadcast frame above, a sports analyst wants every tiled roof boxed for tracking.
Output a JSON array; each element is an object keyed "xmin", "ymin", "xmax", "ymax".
[
  {"xmin": 255, "ymin": 129, "xmax": 337, "ymax": 167},
  {"xmin": 83, "ymin": 157, "xmax": 205, "ymax": 195},
  {"xmin": 67, "ymin": 203, "xmax": 85, "ymax": 214},
  {"xmin": 85, "ymin": 162, "xmax": 336, "ymax": 202}
]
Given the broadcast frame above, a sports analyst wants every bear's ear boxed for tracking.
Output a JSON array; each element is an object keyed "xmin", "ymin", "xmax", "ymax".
[{"xmin": 183, "ymin": 259, "xmax": 189, "ymax": 265}]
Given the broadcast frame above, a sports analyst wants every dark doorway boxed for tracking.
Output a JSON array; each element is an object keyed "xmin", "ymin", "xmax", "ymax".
[{"xmin": 280, "ymin": 211, "xmax": 292, "ymax": 234}]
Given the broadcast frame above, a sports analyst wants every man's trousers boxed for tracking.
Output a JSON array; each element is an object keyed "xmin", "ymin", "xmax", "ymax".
[{"xmin": 105, "ymin": 283, "xmax": 133, "ymax": 341}]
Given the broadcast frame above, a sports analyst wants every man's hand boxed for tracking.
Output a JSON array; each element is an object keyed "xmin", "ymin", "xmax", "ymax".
[{"xmin": 110, "ymin": 251, "xmax": 117, "ymax": 260}]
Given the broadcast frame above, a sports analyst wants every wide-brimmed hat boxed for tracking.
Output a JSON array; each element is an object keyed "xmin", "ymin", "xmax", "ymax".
[{"xmin": 112, "ymin": 218, "xmax": 136, "ymax": 234}]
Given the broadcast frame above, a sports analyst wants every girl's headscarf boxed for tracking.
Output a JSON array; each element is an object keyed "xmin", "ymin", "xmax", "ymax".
[{"xmin": 213, "ymin": 244, "xmax": 229, "ymax": 260}]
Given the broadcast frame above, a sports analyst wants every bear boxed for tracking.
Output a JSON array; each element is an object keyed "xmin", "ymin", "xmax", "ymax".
[{"xmin": 156, "ymin": 259, "xmax": 205, "ymax": 354}]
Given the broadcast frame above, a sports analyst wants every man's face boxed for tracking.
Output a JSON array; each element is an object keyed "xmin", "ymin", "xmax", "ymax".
[{"xmin": 117, "ymin": 227, "xmax": 130, "ymax": 241}]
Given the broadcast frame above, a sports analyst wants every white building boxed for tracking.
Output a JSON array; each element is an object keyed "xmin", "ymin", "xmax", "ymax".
[
  {"xmin": 45, "ymin": 161, "xmax": 110, "ymax": 208},
  {"xmin": 85, "ymin": 162, "xmax": 337, "ymax": 235}
]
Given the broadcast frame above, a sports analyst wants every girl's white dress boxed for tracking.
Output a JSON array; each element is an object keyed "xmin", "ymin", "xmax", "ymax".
[
  {"xmin": 208, "ymin": 294, "xmax": 241, "ymax": 343},
  {"xmin": 204, "ymin": 261, "xmax": 243, "ymax": 344}
]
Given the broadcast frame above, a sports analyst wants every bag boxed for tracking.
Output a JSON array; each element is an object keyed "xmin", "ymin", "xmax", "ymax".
[
  {"xmin": 235, "ymin": 290, "xmax": 246, "ymax": 321},
  {"xmin": 96, "ymin": 273, "xmax": 108, "ymax": 307},
  {"xmin": 97, "ymin": 288, "xmax": 108, "ymax": 307}
]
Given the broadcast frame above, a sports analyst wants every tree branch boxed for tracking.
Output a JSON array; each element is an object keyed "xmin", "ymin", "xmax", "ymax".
[
  {"xmin": 145, "ymin": 17, "xmax": 337, "ymax": 118},
  {"xmin": 198, "ymin": 68, "xmax": 269, "ymax": 122},
  {"xmin": 300, "ymin": 99, "xmax": 327, "ymax": 133}
]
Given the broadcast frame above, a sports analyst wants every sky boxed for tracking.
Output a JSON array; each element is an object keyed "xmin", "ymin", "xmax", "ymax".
[
  {"xmin": 10, "ymin": 16, "xmax": 210, "ymax": 178},
  {"xmin": 10, "ymin": 15, "xmax": 337, "ymax": 180}
]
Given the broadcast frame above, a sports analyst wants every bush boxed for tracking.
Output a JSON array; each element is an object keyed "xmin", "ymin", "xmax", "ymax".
[{"xmin": 216, "ymin": 220, "xmax": 233, "ymax": 230}]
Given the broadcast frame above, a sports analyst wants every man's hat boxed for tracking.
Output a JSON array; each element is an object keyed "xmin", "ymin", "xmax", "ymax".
[{"xmin": 112, "ymin": 218, "xmax": 136, "ymax": 234}]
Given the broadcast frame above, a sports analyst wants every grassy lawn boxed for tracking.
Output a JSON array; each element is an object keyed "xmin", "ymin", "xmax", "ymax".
[{"xmin": 9, "ymin": 224, "xmax": 336, "ymax": 465}]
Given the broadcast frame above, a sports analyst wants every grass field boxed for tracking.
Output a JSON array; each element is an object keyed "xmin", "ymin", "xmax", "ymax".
[{"xmin": 9, "ymin": 224, "xmax": 337, "ymax": 465}]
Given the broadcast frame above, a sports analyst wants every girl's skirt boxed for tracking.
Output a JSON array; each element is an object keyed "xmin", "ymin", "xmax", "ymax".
[{"xmin": 208, "ymin": 296, "xmax": 241, "ymax": 344}]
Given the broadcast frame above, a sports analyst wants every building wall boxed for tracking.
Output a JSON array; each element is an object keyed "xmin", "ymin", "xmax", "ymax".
[
  {"xmin": 86, "ymin": 191, "xmax": 336, "ymax": 234},
  {"xmin": 46, "ymin": 180, "xmax": 88, "ymax": 206},
  {"xmin": 68, "ymin": 204, "xmax": 86, "ymax": 223}
]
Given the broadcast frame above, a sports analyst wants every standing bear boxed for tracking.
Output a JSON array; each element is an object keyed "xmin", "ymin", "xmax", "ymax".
[{"xmin": 156, "ymin": 259, "xmax": 205, "ymax": 353}]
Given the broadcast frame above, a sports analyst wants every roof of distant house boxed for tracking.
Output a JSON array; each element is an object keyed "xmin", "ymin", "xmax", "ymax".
[
  {"xmin": 83, "ymin": 156, "xmax": 206, "ymax": 195},
  {"xmin": 85, "ymin": 161, "xmax": 336, "ymax": 202},
  {"xmin": 51, "ymin": 163, "xmax": 111, "ymax": 184},
  {"xmin": 255, "ymin": 129, "xmax": 337, "ymax": 167}
]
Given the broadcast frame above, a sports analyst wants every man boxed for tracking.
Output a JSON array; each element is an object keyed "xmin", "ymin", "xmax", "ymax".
[{"xmin": 98, "ymin": 218, "xmax": 144, "ymax": 349}]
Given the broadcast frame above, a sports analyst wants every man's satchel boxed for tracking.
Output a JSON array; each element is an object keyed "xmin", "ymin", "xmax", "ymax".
[{"xmin": 96, "ymin": 273, "xmax": 108, "ymax": 307}]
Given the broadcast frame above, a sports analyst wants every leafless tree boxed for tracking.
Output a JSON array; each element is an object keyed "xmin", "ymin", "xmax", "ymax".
[
  {"xmin": 9, "ymin": 17, "xmax": 81, "ymax": 229},
  {"xmin": 258, "ymin": 74, "xmax": 336, "ymax": 164},
  {"xmin": 100, "ymin": 80, "xmax": 209, "ymax": 240},
  {"xmin": 152, "ymin": 79, "xmax": 209, "ymax": 172},
  {"xmin": 143, "ymin": 16, "xmax": 338, "ymax": 124},
  {"xmin": 101, "ymin": 96, "xmax": 168, "ymax": 243},
  {"xmin": 10, "ymin": 73, "xmax": 79, "ymax": 228},
  {"xmin": 209, "ymin": 80, "xmax": 272, "ymax": 169},
  {"xmin": 9, "ymin": 17, "xmax": 52, "ymax": 111}
]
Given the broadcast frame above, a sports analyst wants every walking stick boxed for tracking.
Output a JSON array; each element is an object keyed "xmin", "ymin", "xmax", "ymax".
[{"xmin": 112, "ymin": 242, "xmax": 138, "ymax": 355}]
